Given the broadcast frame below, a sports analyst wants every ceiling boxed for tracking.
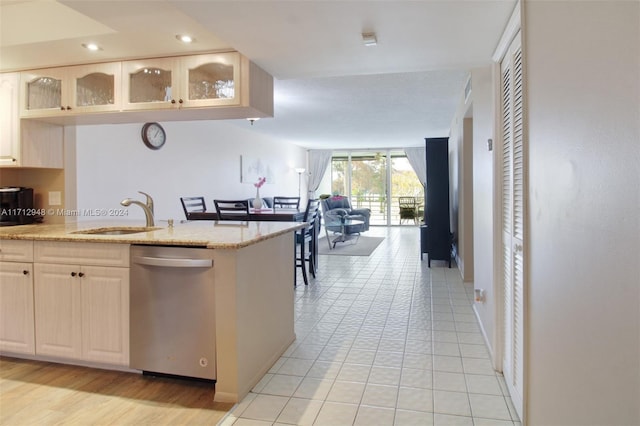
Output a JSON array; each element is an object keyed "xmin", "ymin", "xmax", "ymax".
[{"xmin": 0, "ymin": 0, "xmax": 516, "ymax": 149}]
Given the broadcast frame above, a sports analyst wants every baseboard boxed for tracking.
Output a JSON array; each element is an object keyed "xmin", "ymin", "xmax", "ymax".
[{"xmin": 472, "ymin": 303, "xmax": 497, "ymax": 370}]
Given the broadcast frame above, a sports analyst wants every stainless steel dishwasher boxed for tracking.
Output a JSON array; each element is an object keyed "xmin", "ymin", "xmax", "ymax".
[{"xmin": 130, "ymin": 245, "xmax": 216, "ymax": 381}]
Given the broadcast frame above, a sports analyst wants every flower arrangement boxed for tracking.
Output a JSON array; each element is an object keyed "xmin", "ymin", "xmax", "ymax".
[{"xmin": 254, "ymin": 176, "xmax": 266, "ymax": 188}]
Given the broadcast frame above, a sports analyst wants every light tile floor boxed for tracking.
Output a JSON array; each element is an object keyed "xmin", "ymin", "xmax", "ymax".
[{"xmin": 220, "ymin": 227, "xmax": 521, "ymax": 426}]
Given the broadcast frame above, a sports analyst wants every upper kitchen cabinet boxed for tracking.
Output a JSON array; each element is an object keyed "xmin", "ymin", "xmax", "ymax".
[
  {"xmin": 15, "ymin": 52, "xmax": 272, "ymax": 125},
  {"xmin": 121, "ymin": 57, "xmax": 179, "ymax": 111},
  {"xmin": 20, "ymin": 62, "xmax": 122, "ymax": 118},
  {"xmin": 1, "ymin": 73, "xmax": 63, "ymax": 168},
  {"xmin": 0, "ymin": 73, "xmax": 20, "ymax": 165},
  {"xmin": 179, "ymin": 52, "xmax": 240, "ymax": 108},
  {"xmin": 122, "ymin": 53, "xmax": 239, "ymax": 110},
  {"xmin": 122, "ymin": 52, "xmax": 273, "ymax": 119}
]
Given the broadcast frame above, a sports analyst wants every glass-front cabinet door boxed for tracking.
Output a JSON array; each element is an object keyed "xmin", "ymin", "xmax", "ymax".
[
  {"xmin": 180, "ymin": 53, "xmax": 241, "ymax": 108},
  {"xmin": 121, "ymin": 58, "xmax": 179, "ymax": 110},
  {"xmin": 122, "ymin": 53, "xmax": 241, "ymax": 110},
  {"xmin": 69, "ymin": 63, "xmax": 121, "ymax": 114},
  {"xmin": 20, "ymin": 68, "xmax": 66, "ymax": 117},
  {"xmin": 20, "ymin": 63, "xmax": 121, "ymax": 117}
]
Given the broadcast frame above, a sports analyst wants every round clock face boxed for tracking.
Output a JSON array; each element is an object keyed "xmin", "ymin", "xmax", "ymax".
[{"xmin": 141, "ymin": 122, "xmax": 166, "ymax": 150}]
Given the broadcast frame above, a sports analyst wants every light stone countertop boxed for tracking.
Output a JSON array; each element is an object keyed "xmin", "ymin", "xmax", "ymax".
[{"xmin": 0, "ymin": 220, "xmax": 304, "ymax": 249}]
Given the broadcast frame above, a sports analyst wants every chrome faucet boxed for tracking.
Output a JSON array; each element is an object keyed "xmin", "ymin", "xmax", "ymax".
[
  {"xmin": 121, "ymin": 191, "xmax": 155, "ymax": 227},
  {"xmin": 137, "ymin": 191, "xmax": 154, "ymax": 215}
]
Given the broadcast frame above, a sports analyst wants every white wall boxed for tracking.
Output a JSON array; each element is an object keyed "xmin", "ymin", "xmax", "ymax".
[
  {"xmin": 74, "ymin": 120, "xmax": 307, "ymax": 222},
  {"xmin": 449, "ymin": 96, "xmax": 475, "ymax": 283},
  {"xmin": 464, "ymin": 67, "xmax": 496, "ymax": 361},
  {"xmin": 448, "ymin": 67, "xmax": 493, "ymax": 361},
  {"xmin": 525, "ymin": 1, "xmax": 639, "ymax": 424}
]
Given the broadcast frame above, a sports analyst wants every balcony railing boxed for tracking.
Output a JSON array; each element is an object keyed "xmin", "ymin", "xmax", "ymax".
[{"xmin": 350, "ymin": 194, "xmax": 424, "ymax": 226}]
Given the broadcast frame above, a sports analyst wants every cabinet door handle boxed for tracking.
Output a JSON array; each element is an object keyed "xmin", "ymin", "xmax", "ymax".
[
  {"xmin": 60, "ymin": 106, "xmax": 66, "ymax": 111},
  {"xmin": 66, "ymin": 106, "xmax": 72, "ymax": 110},
  {"xmin": 23, "ymin": 270, "xmax": 29, "ymax": 275},
  {"xmin": 71, "ymin": 272, "xmax": 77, "ymax": 277},
  {"xmin": 178, "ymin": 98, "xmax": 183, "ymax": 104},
  {"xmin": 171, "ymin": 99, "xmax": 176, "ymax": 104},
  {"xmin": 78, "ymin": 272, "xmax": 85, "ymax": 278}
]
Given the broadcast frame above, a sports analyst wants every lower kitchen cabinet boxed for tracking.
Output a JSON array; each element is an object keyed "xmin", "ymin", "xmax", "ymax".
[
  {"xmin": 0, "ymin": 261, "xmax": 35, "ymax": 355},
  {"xmin": 34, "ymin": 263, "xmax": 129, "ymax": 365}
]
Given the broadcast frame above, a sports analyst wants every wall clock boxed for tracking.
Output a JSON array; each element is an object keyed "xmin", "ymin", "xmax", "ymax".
[{"xmin": 141, "ymin": 122, "xmax": 166, "ymax": 150}]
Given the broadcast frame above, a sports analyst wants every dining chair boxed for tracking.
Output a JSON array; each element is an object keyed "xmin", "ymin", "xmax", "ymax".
[
  {"xmin": 180, "ymin": 196, "xmax": 207, "ymax": 220},
  {"xmin": 296, "ymin": 198, "xmax": 320, "ymax": 285},
  {"xmin": 213, "ymin": 199, "xmax": 251, "ymax": 220},
  {"xmin": 273, "ymin": 196, "xmax": 301, "ymax": 210}
]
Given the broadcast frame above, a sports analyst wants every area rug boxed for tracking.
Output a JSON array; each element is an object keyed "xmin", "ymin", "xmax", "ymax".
[{"xmin": 318, "ymin": 236, "xmax": 384, "ymax": 256}]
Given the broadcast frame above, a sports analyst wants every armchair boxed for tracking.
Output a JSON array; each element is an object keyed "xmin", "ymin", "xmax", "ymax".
[{"xmin": 320, "ymin": 195, "xmax": 371, "ymax": 234}]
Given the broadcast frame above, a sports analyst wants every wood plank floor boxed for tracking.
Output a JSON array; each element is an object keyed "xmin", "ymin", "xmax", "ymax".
[{"xmin": 0, "ymin": 356, "xmax": 233, "ymax": 425}]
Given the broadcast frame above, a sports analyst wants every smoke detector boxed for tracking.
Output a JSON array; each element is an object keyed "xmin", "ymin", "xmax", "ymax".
[{"xmin": 362, "ymin": 32, "xmax": 377, "ymax": 47}]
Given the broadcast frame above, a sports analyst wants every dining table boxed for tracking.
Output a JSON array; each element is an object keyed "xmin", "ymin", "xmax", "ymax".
[{"xmin": 186, "ymin": 208, "xmax": 305, "ymax": 222}]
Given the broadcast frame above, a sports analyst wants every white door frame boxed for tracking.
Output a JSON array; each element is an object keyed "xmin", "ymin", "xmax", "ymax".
[{"xmin": 492, "ymin": 0, "xmax": 525, "ymax": 422}]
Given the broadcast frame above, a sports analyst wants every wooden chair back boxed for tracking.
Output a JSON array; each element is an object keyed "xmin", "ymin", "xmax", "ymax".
[{"xmin": 213, "ymin": 199, "xmax": 250, "ymax": 220}]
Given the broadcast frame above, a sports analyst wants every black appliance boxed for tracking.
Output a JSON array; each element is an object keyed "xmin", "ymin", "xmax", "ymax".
[{"xmin": 0, "ymin": 187, "xmax": 36, "ymax": 226}]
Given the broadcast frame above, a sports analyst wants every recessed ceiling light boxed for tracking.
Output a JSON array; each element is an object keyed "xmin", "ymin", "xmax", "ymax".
[
  {"xmin": 362, "ymin": 32, "xmax": 377, "ymax": 47},
  {"xmin": 82, "ymin": 43, "xmax": 102, "ymax": 51},
  {"xmin": 176, "ymin": 34, "xmax": 195, "ymax": 44}
]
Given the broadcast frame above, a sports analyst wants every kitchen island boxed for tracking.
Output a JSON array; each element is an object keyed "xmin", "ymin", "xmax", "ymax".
[{"xmin": 0, "ymin": 220, "xmax": 303, "ymax": 403}]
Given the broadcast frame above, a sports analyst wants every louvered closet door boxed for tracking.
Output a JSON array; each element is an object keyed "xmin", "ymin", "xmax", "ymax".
[{"xmin": 501, "ymin": 31, "xmax": 524, "ymax": 421}]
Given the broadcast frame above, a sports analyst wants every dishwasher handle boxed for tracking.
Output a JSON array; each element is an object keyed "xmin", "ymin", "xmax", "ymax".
[{"xmin": 133, "ymin": 256, "xmax": 213, "ymax": 268}]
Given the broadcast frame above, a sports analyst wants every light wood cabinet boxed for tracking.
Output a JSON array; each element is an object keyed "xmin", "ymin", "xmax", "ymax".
[
  {"xmin": 0, "ymin": 261, "xmax": 35, "ymax": 355},
  {"xmin": 12, "ymin": 52, "xmax": 272, "ymax": 126},
  {"xmin": 122, "ymin": 52, "xmax": 241, "ymax": 111},
  {"xmin": 33, "ymin": 262, "xmax": 83, "ymax": 359},
  {"xmin": 0, "ymin": 240, "xmax": 34, "ymax": 355},
  {"xmin": 34, "ymin": 263, "xmax": 129, "ymax": 365},
  {"xmin": 20, "ymin": 62, "xmax": 122, "ymax": 118},
  {"xmin": 80, "ymin": 265, "xmax": 129, "ymax": 365},
  {"xmin": 1, "ymin": 72, "xmax": 64, "ymax": 168},
  {"xmin": 0, "ymin": 240, "xmax": 34, "ymax": 262},
  {"xmin": 0, "ymin": 73, "xmax": 20, "ymax": 166},
  {"xmin": 121, "ymin": 57, "xmax": 179, "ymax": 111},
  {"xmin": 33, "ymin": 242, "xmax": 129, "ymax": 366},
  {"xmin": 34, "ymin": 240, "xmax": 129, "ymax": 267}
]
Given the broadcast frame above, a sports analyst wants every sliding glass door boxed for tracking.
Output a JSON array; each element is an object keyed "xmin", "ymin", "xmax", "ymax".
[
  {"xmin": 328, "ymin": 149, "xmax": 423, "ymax": 226},
  {"xmin": 391, "ymin": 152, "xmax": 424, "ymax": 225}
]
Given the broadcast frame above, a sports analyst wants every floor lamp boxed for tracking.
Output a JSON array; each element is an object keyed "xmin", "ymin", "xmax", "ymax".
[{"xmin": 295, "ymin": 168, "xmax": 305, "ymax": 199}]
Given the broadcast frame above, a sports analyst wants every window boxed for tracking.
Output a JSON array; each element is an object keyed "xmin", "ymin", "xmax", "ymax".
[{"xmin": 328, "ymin": 150, "xmax": 423, "ymax": 225}]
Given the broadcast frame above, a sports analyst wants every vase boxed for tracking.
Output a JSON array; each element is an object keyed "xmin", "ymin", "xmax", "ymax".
[{"xmin": 253, "ymin": 188, "xmax": 263, "ymax": 209}]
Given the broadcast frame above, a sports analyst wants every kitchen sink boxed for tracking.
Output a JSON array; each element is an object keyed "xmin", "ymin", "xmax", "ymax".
[{"xmin": 72, "ymin": 226, "xmax": 161, "ymax": 235}]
